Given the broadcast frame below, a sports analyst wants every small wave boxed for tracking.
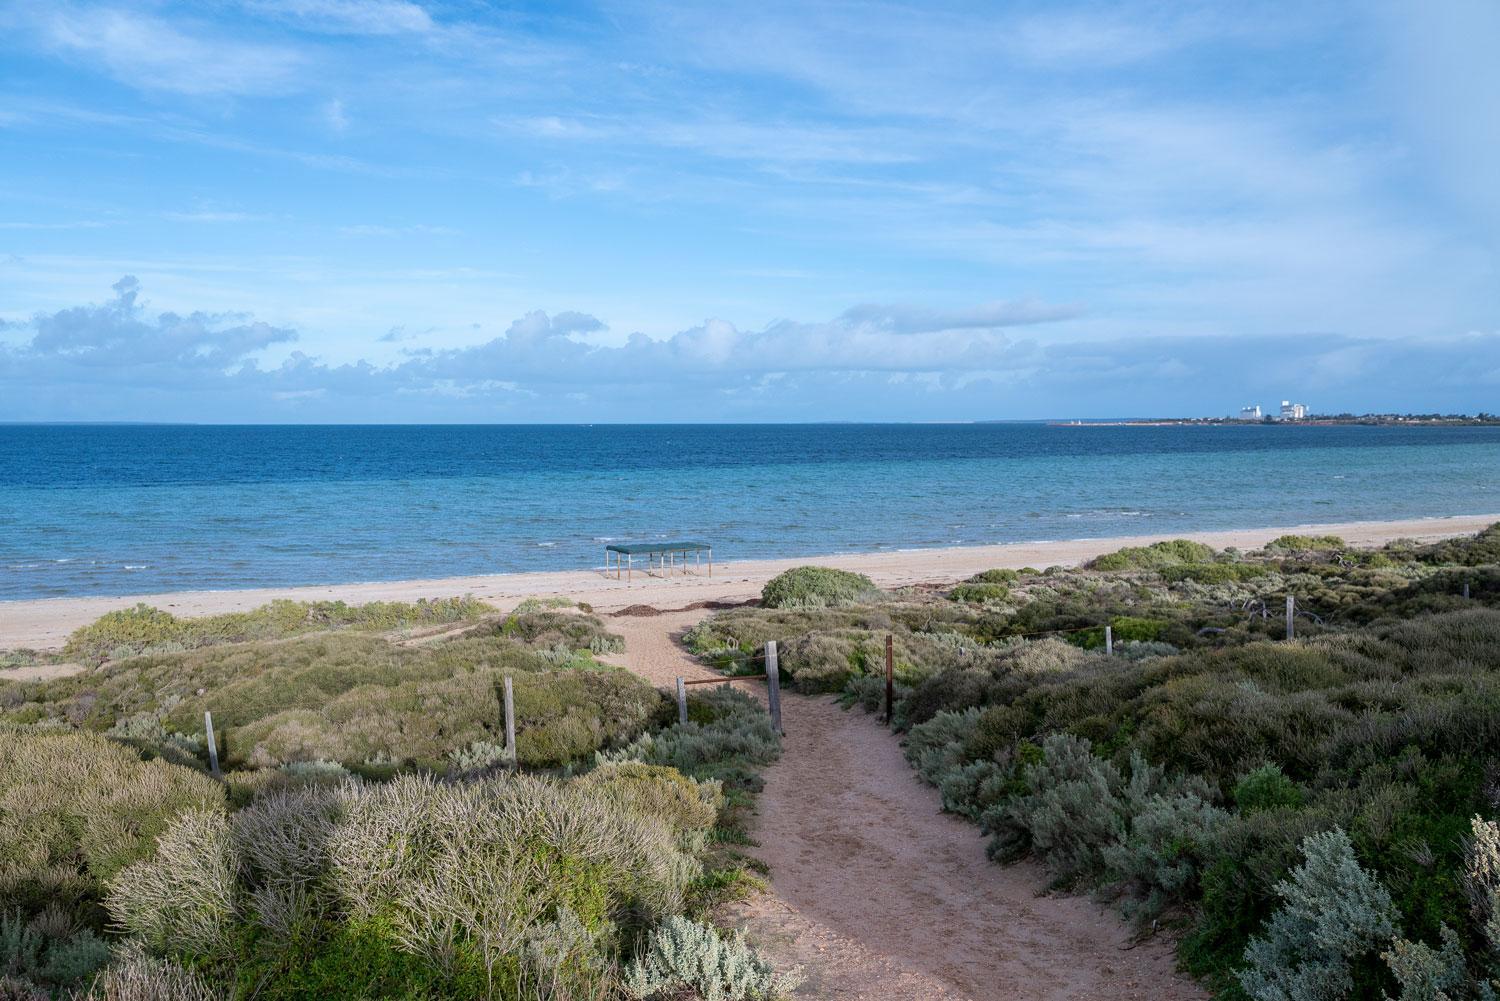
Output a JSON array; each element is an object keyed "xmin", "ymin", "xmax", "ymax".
[
  {"xmin": 123, "ymin": 564, "xmax": 150, "ymax": 570},
  {"xmin": 535, "ymin": 542, "xmax": 557, "ymax": 548}
]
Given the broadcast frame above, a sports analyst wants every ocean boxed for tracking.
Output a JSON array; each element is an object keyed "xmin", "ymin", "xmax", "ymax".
[{"xmin": 2, "ymin": 423, "xmax": 1498, "ymax": 601}]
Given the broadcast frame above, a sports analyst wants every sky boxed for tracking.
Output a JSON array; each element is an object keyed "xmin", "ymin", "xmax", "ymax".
[{"xmin": 1, "ymin": 0, "xmax": 1497, "ymax": 422}]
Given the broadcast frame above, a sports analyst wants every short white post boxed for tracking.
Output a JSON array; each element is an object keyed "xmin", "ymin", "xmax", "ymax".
[
  {"xmin": 765, "ymin": 641, "xmax": 783, "ymax": 734},
  {"xmin": 1286, "ymin": 595, "xmax": 1295, "ymax": 640},
  {"xmin": 1464, "ymin": 581, "xmax": 1471, "ymax": 600},
  {"xmin": 204, "ymin": 710, "xmax": 221, "ymax": 778},
  {"xmin": 503, "ymin": 675, "xmax": 517, "ymax": 768},
  {"xmin": 676, "ymin": 677, "xmax": 688, "ymax": 725},
  {"xmin": 1104, "ymin": 625, "xmax": 1113, "ymax": 656}
]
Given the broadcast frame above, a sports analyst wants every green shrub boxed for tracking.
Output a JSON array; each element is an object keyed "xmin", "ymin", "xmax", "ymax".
[
  {"xmin": 108, "ymin": 772, "xmax": 706, "ymax": 997},
  {"xmin": 0, "ymin": 911, "xmax": 110, "ymax": 989},
  {"xmin": 1234, "ymin": 764, "xmax": 1305, "ymax": 814},
  {"xmin": 62, "ymin": 597, "xmax": 495, "ymax": 664},
  {"xmin": 602, "ymin": 689, "xmax": 779, "ymax": 788},
  {"xmin": 949, "ymin": 582, "xmax": 1009, "ymax": 603},
  {"xmin": 1266, "ymin": 534, "xmax": 1346, "ymax": 551},
  {"xmin": 967, "ymin": 569, "xmax": 1019, "ymax": 585},
  {"xmin": 760, "ymin": 567, "xmax": 877, "ymax": 609},
  {"xmin": 0, "ymin": 728, "xmax": 222, "ymax": 921},
  {"xmin": 1159, "ymin": 562, "xmax": 1272, "ymax": 584},
  {"xmin": 577, "ymin": 762, "xmax": 723, "ymax": 846},
  {"xmin": 1089, "ymin": 539, "xmax": 1216, "ymax": 571},
  {"xmin": 1238, "ymin": 829, "xmax": 1399, "ymax": 1001},
  {"xmin": 6, "ymin": 630, "xmax": 661, "ymax": 772},
  {"xmin": 623, "ymin": 916, "xmax": 801, "ymax": 1000},
  {"xmin": 74, "ymin": 945, "xmax": 221, "ymax": 1001}
]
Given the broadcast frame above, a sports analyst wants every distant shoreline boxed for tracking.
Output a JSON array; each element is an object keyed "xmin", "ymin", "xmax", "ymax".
[
  {"xmin": 2, "ymin": 512, "xmax": 1493, "ymax": 652},
  {"xmin": 1051, "ymin": 416, "xmax": 1500, "ymax": 427}
]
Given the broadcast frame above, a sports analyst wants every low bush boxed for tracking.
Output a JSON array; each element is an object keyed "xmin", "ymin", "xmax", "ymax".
[
  {"xmin": 0, "ymin": 910, "xmax": 111, "ymax": 992},
  {"xmin": 968, "ymin": 569, "xmax": 1020, "ymax": 584},
  {"xmin": 107, "ymin": 772, "xmax": 715, "ymax": 998},
  {"xmin": 1266, "ymin": 534, "xmax": 1346, "ymax": 551},
  {"xmin": 76, "ymin": 946, "xmax": 222, "ymax": 1001},
  {"xmin": 623, "ymin": 916, "xmax": 801, "ymax": 1000},
  {"xmin": 1088, "ymin": 539, "xmax": 1216, "ymax": 571},
  {"xmin": 1237, "ymin": 829, "xmax": 1398, "ymax": 1000},
  {"xmin": 0, "ymin": 728, "xmax": 222, "ymax": 922},
  {"xmin": 949, "ymin": 582, "xmax": 1009, "ymax": 603},
  {"xmin": 62, "ymin": 596, "xmax": 494, "ymax": 664},
  {"xmin": 5, "ymin": 624, "xmax": 661, "ymax": 772},
  {"xmin": 602, "ymin": 688, "xmax": 780, "ymax": 788},
  {"xmin": 760, "ymin": 567, "xmax": 878, "ymax": 609}
]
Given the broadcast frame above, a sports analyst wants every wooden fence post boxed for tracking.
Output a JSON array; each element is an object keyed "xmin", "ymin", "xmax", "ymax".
[
  {"xmin": 1104, "ymin": 624, "xmax": 1113, "ymax": 656},
  {"xmin": 884, "ymin": 634, "xmax": 895, "ymax": 724},
  {"xmin": 1286, "ymin": 595, "xmax": 1295, "ymax": 641},
  {"xmin": 676, "ymin": 677, "xmax": 688, "ymax": 725},
  {"xmin": 1464, "ymin": 581, "xmax": 1471, "ymax": 600},
  {"xmin": 765, "ymin": 641, "xmax": 783, "ymax": 735},
  {"xmin": 503, "ymin": 675, "xmax": 517, "ymax": 769},
  {"xmin": 204, "ymin": 710, "xmax": 221, "ymax": 778}
]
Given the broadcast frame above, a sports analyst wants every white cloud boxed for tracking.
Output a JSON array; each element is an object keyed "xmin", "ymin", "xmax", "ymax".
[
  {"xmin": 244, "ymin": 0, "xmax": 433, "ymax": 35},
  {"xmin": 34, "ymin": 5, "xmax": 304, "ymax": 95}
]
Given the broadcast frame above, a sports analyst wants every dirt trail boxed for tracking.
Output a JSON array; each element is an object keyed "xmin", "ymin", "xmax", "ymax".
[
  {"xmin": 597, "ymin": 608, "xmax": 723, "ymax": 687},
  {"xmin": 608, "ymin": 608, "xmax": 1205, "ymax": 1001}
]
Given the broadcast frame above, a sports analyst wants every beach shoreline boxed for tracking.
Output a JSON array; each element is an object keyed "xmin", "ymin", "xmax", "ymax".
[{"xmin": 2, "ymin": 512, "xmax": 1494, "ymax": 652}]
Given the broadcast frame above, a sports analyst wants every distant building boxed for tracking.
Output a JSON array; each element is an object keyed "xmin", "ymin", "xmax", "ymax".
[
  {"xmin": 1280, "ymin": 400, "xmax": 1308, "ymax": 420},
  {"xmin": 1238, "ymin": 405, "xmax": 1262, "ymax": 420}
]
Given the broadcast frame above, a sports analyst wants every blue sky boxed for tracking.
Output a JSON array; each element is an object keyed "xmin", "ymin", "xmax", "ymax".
[{"xmin": 1, "ymin": 0, "xmax": 1497, "ymax": 421}]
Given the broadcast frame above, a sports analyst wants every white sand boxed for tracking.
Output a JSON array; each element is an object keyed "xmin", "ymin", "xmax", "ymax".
[{"xmin": 1, "ymin": 512, "xmax": 1493, "ymax": 652}]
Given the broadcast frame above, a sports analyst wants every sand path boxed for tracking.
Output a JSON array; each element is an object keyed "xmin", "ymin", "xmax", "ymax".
[{"xmin": 606, "ymin": 606, "xmax": 1204, "ymax": 1000}]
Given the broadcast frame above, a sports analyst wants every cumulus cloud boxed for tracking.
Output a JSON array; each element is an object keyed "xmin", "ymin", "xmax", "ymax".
[
  {"xmin": 3, "ymin": 279, "xmax": 1499, "ymax": 422},
  {"xmin": 3, "ymin": 277, "xmax": 296, "ymax": 384}
]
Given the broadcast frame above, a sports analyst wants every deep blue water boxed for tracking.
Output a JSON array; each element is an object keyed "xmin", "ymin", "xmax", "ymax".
[{"xmin": 2, "ymin": 423, "xmax": 1498, "ymax": 600}]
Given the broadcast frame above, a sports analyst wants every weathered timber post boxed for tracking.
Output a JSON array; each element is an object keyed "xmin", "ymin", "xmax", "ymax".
[
  {"xmin": 1464, "ymin": 581, "xmax": 1471, "ymax": 600},
  {"xmin": 204, "ymin": 711, "xmax": 221, "ymax": 778},
  {"xmin": 503, "ymin": 675, "xmax": 517, "ymax": 769},
  {"xmin": 1104, "ymin": 624, "xmax": 1114, "ymax": 656},
  {"xmin": 884, "ymin": 634, "xmax": 895, "ymax": 724},
  {"xmin": 765, "ymin": 641, "xmax": 783, "ymax": 735},
  {"xmin": 676, "ymin": 677, "xmax": 688, "ymax": 725},
  {"xmin": 1286, "ymin": 595, "xmax": 1295, "ymax": 641}
]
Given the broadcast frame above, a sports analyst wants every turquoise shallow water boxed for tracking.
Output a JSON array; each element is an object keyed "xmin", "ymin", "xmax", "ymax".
[{"xmin": 2, "ymin": 423, "xmax": 1498, "ymax": 600}]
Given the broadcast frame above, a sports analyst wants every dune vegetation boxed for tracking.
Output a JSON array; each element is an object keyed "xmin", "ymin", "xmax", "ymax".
[
  {"xmin": 687, "ymin": 524, "xmax": 1500, "ymax": 1000},
  {"xmin": 0, "ymin": 599, "xmax": 794, "ymax": 1000}
]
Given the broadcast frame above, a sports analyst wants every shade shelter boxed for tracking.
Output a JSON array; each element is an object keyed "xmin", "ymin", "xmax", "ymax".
[{"xmin": 605, "ymin": 541, "xmax": 712, "ymax": 580}]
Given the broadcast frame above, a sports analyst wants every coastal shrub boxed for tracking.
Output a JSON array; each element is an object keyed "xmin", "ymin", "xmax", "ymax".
[
  {"xmin": 107, "ymin": 772, "xmax": 706, "ymax": 997},
  {"xmin": 0, "ymin": 911, "xmax": 110, "ymax": 990},
  {"xmin": 949, "ymin": 582, "xmax": 1009, "ymax": 603},
  {"xmin": 0, "ymin": 727, "xmax": 222, "ymax": 921},
  {"xmin": 1238, "ymin": 829, "xmax": 1400, "ymax": 1001},
  {"xmin": 75, "ymin": 946, "xmax": 222, "ymax": 1001},
  {"xmin": 1412, "ymin": 522, "xmax": 1500, "ymax": 567},
  {"xmin": 1159, "ymin": 562, "xmax": 1272, "ymax": 585},
  {"xmin": 62, "ymin": 596, "xmax": 495, "ymax": 664},
  {"xmin": 760, "ymin": 566, "xmax": 877, "ymax": 609},
  {"xmin": 576, "ymin": 762, "xmax": 723, "ymax": 846},
  {"xmin": 968, "ymin": 568, "xmax": 1019, "ymax": 585},
  {"xmin": 602, "ymin": 688, "xmax": 779, "ymax": 788},
  {"xmin": 622, "ymin": 916, "xmax": 801, "ymax": 1001},
  {"xmin": 1088, "ymin": 539, "xmax": 1215, "ymax": 571},
  {"xmin": 1266, "ymin": 534, "xmax": 1346, "ymax": 551},
  {"xmin": 4, "ymin": 630, "xmax": 661, "ymax": 771},
  {"xmin": 1233, "ymin": 764, "xmax": 1305, "ymax": 814}
]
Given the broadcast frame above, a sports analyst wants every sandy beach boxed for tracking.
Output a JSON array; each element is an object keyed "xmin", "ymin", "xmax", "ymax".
[{"xmin": 2, "ymin": 512, "xmax": 1494, "ymax": 652}]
